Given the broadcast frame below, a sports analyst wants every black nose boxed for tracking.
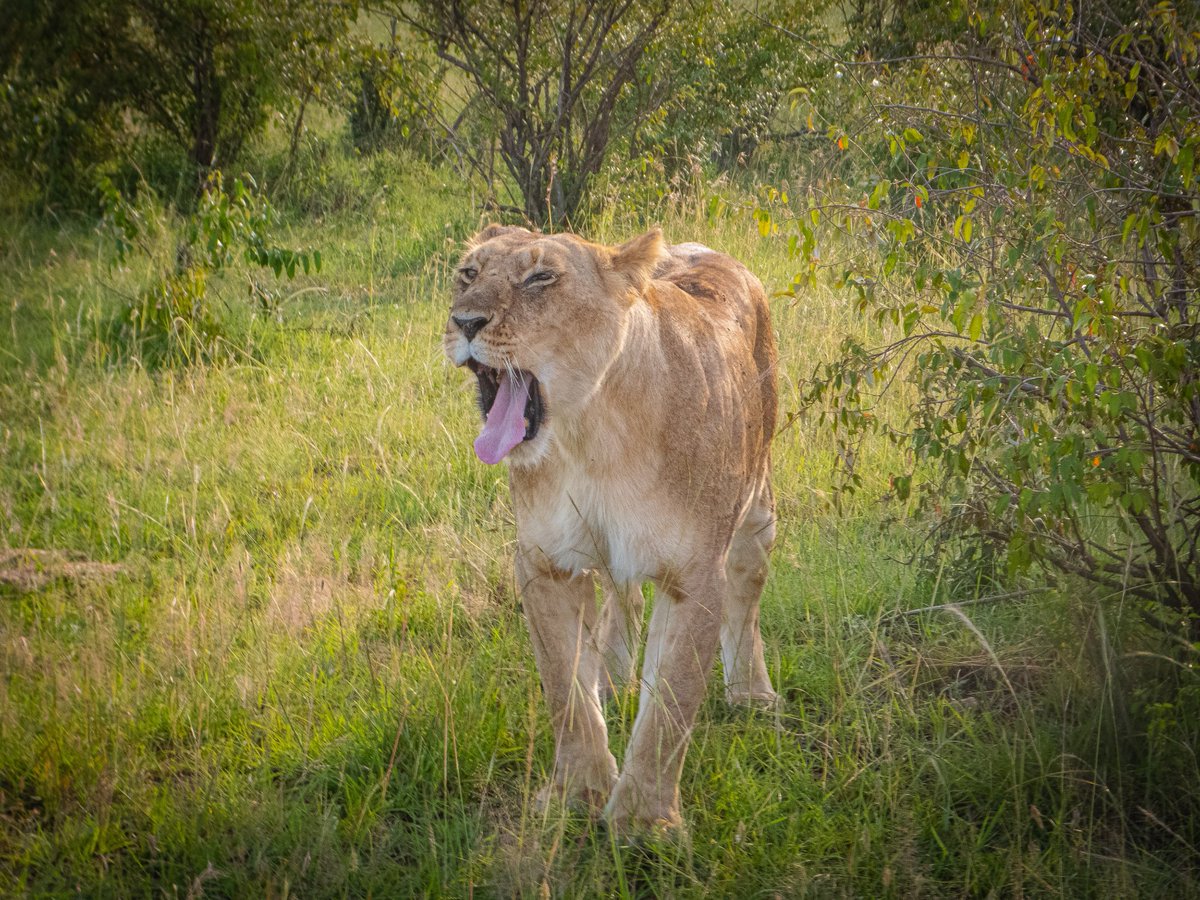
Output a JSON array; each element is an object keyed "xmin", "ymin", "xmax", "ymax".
[{"xmin": 452, "ymin": 315, "xmax": 490, "ymax": 341}]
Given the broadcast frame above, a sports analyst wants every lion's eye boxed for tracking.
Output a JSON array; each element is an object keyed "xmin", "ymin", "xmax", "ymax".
[
  {"xmin": 524, "ymin": 271, "xmax": 556, "ymax": 286},
  {"xmin": 459, "ymin": 267, "xmax": 478, "ymax": 282}
]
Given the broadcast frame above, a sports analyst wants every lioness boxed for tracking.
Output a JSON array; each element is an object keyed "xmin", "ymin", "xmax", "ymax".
[{"xmin": 444, "ymin": 225, "xmax": 777, "ymax": 830}]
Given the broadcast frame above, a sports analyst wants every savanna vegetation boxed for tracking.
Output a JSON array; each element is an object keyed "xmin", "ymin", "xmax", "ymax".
[{"xmin": 1, "ymin": 0, "xmax": 1197, "ymax": 896}]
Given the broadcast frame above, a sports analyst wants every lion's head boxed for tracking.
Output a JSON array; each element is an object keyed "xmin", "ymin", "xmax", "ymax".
[{"xmin": 444, "ymin": 225, "xmax": 666, "ymax": 466}]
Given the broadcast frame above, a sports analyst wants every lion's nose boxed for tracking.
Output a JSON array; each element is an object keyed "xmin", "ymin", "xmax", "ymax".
[{"xmin": 452, "ymin": 315, "xmax": 490, "ymax": 341}]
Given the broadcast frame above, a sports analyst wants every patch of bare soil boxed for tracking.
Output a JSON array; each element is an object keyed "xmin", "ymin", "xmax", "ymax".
[
  {"xmin": 0, "ymin": 548, "xmax": 124, "ymax": 592},
  {"xmin": 265, "ymin": 539, "xmax": 374, "ymax": 637}
]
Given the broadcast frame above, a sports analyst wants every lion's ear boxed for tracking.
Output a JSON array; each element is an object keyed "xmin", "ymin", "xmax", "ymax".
[
  {"xmin": 470, "ymin": 224, "xmax": 526, "ymax": 246},
  {"xmin": 611, "ymin": 227, "xmax": 666, "ymax": 290}
]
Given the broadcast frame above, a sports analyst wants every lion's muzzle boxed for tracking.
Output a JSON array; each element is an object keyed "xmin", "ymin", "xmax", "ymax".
[{"xmin": 466, "ymin": 359, "xmax": 544, "ymax": 464}]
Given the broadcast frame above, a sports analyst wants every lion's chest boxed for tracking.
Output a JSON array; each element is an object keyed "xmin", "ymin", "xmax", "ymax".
[{"xmin": 516, "ymin": 465, "xmax": 678, "ymax": 586}]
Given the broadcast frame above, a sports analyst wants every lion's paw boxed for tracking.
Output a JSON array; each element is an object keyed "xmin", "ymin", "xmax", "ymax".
[
  {"xmin": 534, "ymin": 777, "xmax": 612, "ymax": 818},
  {"xmin": 725, "ymin": 687, "xmax": 779, "ymax": 709},
  {"xmin": 603, "ymin": 781, "xmax": 683, "ymax": 836}
]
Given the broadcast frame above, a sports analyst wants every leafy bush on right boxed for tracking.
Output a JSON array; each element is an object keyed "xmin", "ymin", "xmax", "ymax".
[{"xmin": 803, "ymin": 0, "xmax": 1199, "ymax": 639}]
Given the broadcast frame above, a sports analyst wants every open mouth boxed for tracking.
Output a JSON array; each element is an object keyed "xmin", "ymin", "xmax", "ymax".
[{"xmin": 466, "ymin": 359, "xmax": 544, "ymax": 463}]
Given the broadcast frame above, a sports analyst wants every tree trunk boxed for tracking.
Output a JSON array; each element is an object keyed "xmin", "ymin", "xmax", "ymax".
[{"xmin": 190, "ymin": 14, "xmax": 220, "ymax": 191}]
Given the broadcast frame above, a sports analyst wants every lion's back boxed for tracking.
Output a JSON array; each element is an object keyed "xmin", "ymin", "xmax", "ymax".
[
  {"xmin": 653, "ymin": 244, "xmax": 767, "ymax": 328},
  {"xmin": 646, "ymin": 245, "xmax": 777, "ymax": 484},
  {"xmin": 653, "ymin": 244, "xmax": 776, "ymax": 425}
]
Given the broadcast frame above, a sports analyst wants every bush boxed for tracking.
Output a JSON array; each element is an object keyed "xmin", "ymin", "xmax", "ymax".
[
  {"xmin": 346, "ymin": 34, "xmax": 439, "ymax": 156},
  {"xmin": 1, "ymin": 0, "xmax": 357, "ymax": 204},
  {"xmin": 396, "ymin": 0, "xmax": 675, "ymax": 226},
  {"xmin": 799, "ymin": 0, "xmax": 1200, "ymax": 637},
  {"xmin": 101, "ymin": 173, "xmax": 321, "ymax": 365},
  {"xmin": 624, "ymin": 0, "xmax": 826, "ymax": 175}
]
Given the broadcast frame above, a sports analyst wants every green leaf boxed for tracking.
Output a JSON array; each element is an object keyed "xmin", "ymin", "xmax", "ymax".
[
  {"xmin": 1121, "ymin": 213, "xmax": 1137, "ymax": 244},
  {"xmin": 1179, "ymin": 145, "xmax": 1195, "ymax": 189},
  {"xmin": 868, "ymin": 180, "xmax": 889, "ymax": 210}
]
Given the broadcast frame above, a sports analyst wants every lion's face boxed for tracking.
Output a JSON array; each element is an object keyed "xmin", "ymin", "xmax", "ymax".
[{"xmin": 444, "ymin": 225, "xmax": 661, "ymax": 466}]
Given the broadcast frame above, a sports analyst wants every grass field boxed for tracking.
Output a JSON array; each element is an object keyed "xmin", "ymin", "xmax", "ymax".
[{"xmin": 1, "ymin": 151, "xmax": 1197, "ymax": 897}]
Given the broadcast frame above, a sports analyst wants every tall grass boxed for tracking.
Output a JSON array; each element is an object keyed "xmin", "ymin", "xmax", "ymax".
[{"xmin": 0, "ymin": 150, "xmax": 1196, "ymax": 897}]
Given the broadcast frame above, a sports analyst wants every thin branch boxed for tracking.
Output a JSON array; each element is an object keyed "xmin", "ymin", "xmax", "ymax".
[{"xmin": 881, "ymin": 588, "xmax": 1052, "ymax": 622}]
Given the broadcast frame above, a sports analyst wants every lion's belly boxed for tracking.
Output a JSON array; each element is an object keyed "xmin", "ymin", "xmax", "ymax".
[{"xmin": 520, "ymin": 471, "xmax": 681, "ymax": 586}]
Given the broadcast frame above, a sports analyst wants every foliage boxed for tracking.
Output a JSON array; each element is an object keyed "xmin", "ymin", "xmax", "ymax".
[
  {"xmin": 837, "ymin": 0, "xmax": 969, "ymax": 57},
  {"xmin": 396, "ymin": 0, "xmax": 674, "ymax": 227},
  {"xmin": 101, "ymin": 173, "xmax": 320, "ymax": 364},
  {"xmin": 624, "ymin": 0, "xmax": 826, "ymax": 175},
  {"xmin": 0, "ymin": 1, "xmax": 134, "ymax": 203},
  {"xmin": 799, "ymin": 0, "xmax": 1200, "ymax": 635},
  {"xmin": 0, "ymin": 0, "xmax": 358, "ymax": 202},
  {"xmin": 346, "ymin": 19, "xmax": 441, "ymax": 155}
]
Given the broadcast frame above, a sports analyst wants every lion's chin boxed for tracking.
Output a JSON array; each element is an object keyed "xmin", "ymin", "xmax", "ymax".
[{"xmin": 466, "ymin": 359, "xmax": 545, "ymax": 463}]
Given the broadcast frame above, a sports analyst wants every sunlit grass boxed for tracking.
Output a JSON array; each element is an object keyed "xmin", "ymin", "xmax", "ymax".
[{"xmin": 0, "ymin": 153, "xmax": 1195, "ymax": 896}]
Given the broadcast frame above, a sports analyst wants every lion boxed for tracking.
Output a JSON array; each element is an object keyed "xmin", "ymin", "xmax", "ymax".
[{"xmin": 443, "ymin": 224, "xmax": 778, "ymax": 831}]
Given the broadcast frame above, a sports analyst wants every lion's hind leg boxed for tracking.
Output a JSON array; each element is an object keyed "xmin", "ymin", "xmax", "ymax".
[{"xmin": 721, "ymin": 485, "xmax": 778, "ymax": 706}]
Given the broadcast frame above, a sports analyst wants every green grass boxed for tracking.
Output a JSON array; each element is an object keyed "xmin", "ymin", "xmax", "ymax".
[{"xmin": 1, "ymin": 150, "xmax": 1197, "ymax": 897}]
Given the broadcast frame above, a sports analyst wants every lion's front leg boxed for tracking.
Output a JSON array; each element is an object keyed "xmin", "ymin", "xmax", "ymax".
[
  {"xmin": 517, "ymin": 550, "xmax": 618, "ymax": 814},
  {"xmin": 605, "ymin": 569, "xmax": 724, "ymax": 831}
]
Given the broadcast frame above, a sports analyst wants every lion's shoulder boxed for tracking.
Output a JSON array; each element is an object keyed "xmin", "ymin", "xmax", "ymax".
[{"xmin": 649, "ymin": 244, "xmax": 765, "ymax": 323}]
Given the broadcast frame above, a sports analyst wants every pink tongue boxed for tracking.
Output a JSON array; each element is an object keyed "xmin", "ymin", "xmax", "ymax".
[{"xmin": 474, "ymin": 371, "xmax": 531, "ymax": 464}]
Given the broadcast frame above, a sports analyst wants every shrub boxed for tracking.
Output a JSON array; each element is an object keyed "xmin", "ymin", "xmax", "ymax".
[
  {"xmin": 1, "ymin": 0, "xmax": 358, "ymax": 203},
  {"xmin": 623, "ymin": 0, "xmax": 826, "ymax": 176},
  {"xmin": 346, "ymin": 33, "xmax": 439, "ymax": 156},
  {"xmin": 396, "ymin": 0, "xmax": 674, "ymax": 227},
  {"xmin": 799, "ymin": 0, "xmax": 1200, "ymax": 636},
  {"xmin": 101, "ymin": 173, "xmax": 320, "ymax": 365}
]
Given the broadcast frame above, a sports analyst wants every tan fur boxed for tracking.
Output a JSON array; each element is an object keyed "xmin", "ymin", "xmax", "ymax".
[{"xmin": 444, "ymin": 226, "xmax": 778, "ymax": 830}]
